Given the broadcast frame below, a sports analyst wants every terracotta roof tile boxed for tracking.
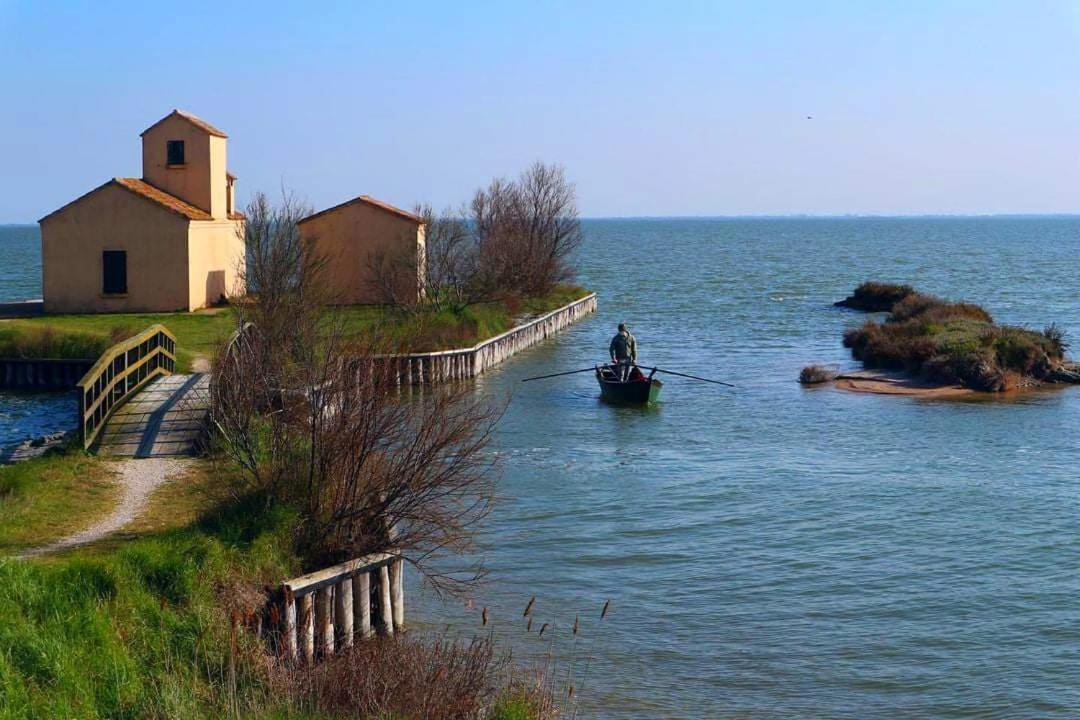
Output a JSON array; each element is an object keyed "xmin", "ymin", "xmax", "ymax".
[
  {"xmin": 40, "ymin": 178, "xmax": 243, "ymax": 224},
  {"xmin": 113, "ymin": 178, "xmax": 213, "ymax": 220},
  {"xmin": 140, "ymin": 109, "xmax": 228, "ymax": 138},
  {"xmin": 298, "ymin": 194, "xmax": 425, "ymax": 226}
]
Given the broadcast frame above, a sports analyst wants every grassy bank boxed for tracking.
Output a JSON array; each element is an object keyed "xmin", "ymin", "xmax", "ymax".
[
  {"xmin": 840, "ymin": 283, "xmax": 1069, "ymax": 391},
  {"xmin": 0, "ymin": 285, "xmax": 591, "ymax": 368},
  {"xmin": 0, "ymin": 447, "xmax": 119, "ymax": 554},
  {"xmin": 0, "ymin": 455, "xmax": 555, "ymax": 719}
]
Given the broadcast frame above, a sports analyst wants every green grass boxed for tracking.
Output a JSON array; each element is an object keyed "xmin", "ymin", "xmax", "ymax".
[
  {"xmin": 0, "ymin": 446, "xmax": 119, "ymax": 554},
  {"xmin": 0, "ymin": 309, "xmax": 236, "ymax": 373},
  {"xmin": 0, "ymin": 285, "xmax": 592, "ymax": 367},
  {"xmin": 337, "ymin": 284, "xmax": 591, "ymax": 352},
  {"xmin": 0, "ymin": 490, "xmax": 299, "ymax": 719},
  {"xmin": 0, "ymin": 455, "xmax": 555, "ymax": 719}
]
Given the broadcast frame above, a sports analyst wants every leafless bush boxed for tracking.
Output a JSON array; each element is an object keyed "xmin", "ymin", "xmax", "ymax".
[
  {"xmin": 799, "ymin": 365, "xmax": 837, "ymax": 384},
  {"xmin": 370, "ymin": 163, "xmax": 583, "ymax": 310},
  {"xmin": 213, "ymin": 192, "xmax": 502, "ymax": 592},
  {"xmin": 472, "ymin": 162, "xmax": 582, "ymax": 298}
]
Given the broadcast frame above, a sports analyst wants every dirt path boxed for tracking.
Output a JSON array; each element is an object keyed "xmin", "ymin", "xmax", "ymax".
[{"xmin": 17, "ymin": 457, "xmax": 191, "ymax": 559}]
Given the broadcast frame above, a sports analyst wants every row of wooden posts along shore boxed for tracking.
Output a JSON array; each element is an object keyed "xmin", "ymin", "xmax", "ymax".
[{"xmin": 385, "ymin": 293, "xmax": 597, "ymax": 386}]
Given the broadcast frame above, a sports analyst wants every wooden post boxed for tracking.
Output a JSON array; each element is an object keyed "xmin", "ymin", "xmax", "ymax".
[
  {"xmin": 390, "ymin": 558, "xmax": 405, "ymax": 630},
  {"xmin": 315, "ymin": 586, "xmax": 334, "ymax": 657},
  {"xmin": 283, "ymin": 587, "xmax": 298, "ymax": 663},
  {"xmin": 378, "ymin": 565, "xmax": 394, "ymax": 636},
  {"xmin": 299, "ymin": 593, "xmax": 314, "ymax": 664},
  {"xmin": 335, "ymin": 577, "xmax": 354, "ymax": 648},
  {"xmin": 353, "ymin": 571, "xmax": 372, "ymax": 639}
]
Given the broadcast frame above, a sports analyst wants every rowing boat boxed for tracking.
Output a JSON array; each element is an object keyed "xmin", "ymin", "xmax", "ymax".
[{"xmin": 595, "ymin": 363, "xmax": 663, "ymax": 404}]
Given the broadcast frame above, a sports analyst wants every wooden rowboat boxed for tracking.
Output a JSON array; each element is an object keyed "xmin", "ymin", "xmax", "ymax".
[{"xmin": 595, "ymin": 363, "xmax": 663, "ymax": 404}]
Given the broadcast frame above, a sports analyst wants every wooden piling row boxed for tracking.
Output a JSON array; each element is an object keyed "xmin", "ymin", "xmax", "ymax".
[
  {"xmin": 280, "ymin": 552, "xmax": 405, "ymax": 665},
  {"xmin": 385, "ymin": 293, "xmax": 596, "ymax": 387},
  {"xmin": 0, "ymin": 358, "xmax": 95, "ymax": 390}
]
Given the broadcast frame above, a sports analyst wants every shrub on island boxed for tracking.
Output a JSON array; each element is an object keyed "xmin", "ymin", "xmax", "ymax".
[
  {"xmin": 834, "ymin": 282, "xmax": 915, "ymax": 312},
  {"xmin": 841, "ymin": 285, "xmax": 1070, "ymax": 391},
  {"xmin": 799, "ymin": 365, "xmax": 837, "ymax": 385}
]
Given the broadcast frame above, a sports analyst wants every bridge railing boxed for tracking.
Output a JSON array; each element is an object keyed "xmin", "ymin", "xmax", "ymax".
[
  {"xmin": 76, "ymin": 324, "xmax": 177, "ymax": 450},
  {"xmin": 279, "ymin": 551, "xmax": 405, "ymax": 664}
]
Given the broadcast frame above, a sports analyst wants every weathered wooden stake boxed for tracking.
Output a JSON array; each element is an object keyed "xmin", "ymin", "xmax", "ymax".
[
  {"xmin": 315, "ymin": 586, "xmax": 334, "ymax": 657},
  {"xmin": 353, "ymin": 571, "xmax": 372, "ymax": 638},
  {"xmin": 299, "ymin": 593, "xmax": 314, "ymax": 663},
  {"xmin": 283, "ymin": 588, "xmax": 298, "ymax": 662},
  {"xmin": 378, "ymin": 565, "xmax": 394, "ymax": 636},
  {"xmin": 335, "ymin": 577, "xmax": 354, "ymax": 648},
  {"xmin": 390, "ymin": 558, "xmax": 405, "ymax": 630}
]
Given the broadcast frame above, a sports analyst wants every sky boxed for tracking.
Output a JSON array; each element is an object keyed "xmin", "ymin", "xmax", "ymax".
[{"xmin": 2, "ymin": 1, "xmax": 1080, "ymax": 221}]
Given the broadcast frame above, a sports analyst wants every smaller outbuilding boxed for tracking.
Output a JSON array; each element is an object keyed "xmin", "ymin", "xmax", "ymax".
[{"xmin": 298, "ymin": 195, "xmax": 426, "ymax": 305}]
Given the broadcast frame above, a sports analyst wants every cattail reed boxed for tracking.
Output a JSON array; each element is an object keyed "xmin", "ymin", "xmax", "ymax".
[
  {"xmin": 523, "ymin": 596, "xmax": 536, "ymax": 617},
  {"xmin": 573, "ymin": 615, "xmax": 580, "ymax": 635},
  {"xmin": 538, "ymin": 622, "xmax": 549, "ymax": 638},
  {"xmin": 527, "ymin": 617, "xmax": 533, "ymax": 632},
  {"xmin": 481, "ymin": 607, "xmax": 488, "ymax": 626},
  {"xmin": 601, "ymin": 600, "xmax": 610, "ymax": 620}
]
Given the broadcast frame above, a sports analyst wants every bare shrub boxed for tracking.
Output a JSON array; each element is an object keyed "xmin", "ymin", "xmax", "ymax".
[
  {"xmin": 799, "ymin": 365, "xmax": 837, "ymax": 384},
  {"xmin": 472, "ymin": 162, "xmax": 583, "ymax": 298},
  {"xmin": 276, "ymin": 632, "xmax": 557, "ymax": 720},
  {"xmin": 213, "ymin": 192, "xmax": 502, "ymax": 591}
]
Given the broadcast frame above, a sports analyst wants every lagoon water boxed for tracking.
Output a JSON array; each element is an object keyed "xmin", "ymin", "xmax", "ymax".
[{"xmin": 4, "ymin": 219, "xmax": 1080, "ymax": 716}]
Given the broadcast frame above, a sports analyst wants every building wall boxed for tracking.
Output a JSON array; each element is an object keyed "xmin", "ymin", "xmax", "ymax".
[
  {"xmin": 186, "ymin": 220, "xmax": 246, "ymax": 310},
  {"xmin": 40, "ymin": 184, "xmax": 191, "ymax": 313},
  {"xmin": 141, "ymin": 115, "xmax": 228, "ymax": 219},
  {"xmin": 299, "ymin": 202, "xmax": 425, "ymax": 304}
]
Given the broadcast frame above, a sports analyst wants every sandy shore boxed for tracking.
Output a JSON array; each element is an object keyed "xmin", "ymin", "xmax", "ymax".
[{"xmin": 833, "ymin": 369, "xmax": 978, "ymax": 399}]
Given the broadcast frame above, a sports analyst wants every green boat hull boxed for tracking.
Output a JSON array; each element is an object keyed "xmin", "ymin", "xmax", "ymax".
[{"xmin": 595, "ymin": 366, "xmax": 663, "ymax": 404}]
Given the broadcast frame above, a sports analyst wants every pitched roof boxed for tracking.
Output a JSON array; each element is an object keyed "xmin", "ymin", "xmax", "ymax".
[
  {"xmin": 298, "ymin": 194, "xmax": 425, "ymax": 226},
  {"xmin": 113, "ymin": 178, "xmax": 213, "ymax": 220},
  {"xmin": 140, "ymin": 109, "xmax": 228, "ymax": 138},
  {"xmin": 38, "ymin": 178, "xmax": 214, "ymax": 223}
]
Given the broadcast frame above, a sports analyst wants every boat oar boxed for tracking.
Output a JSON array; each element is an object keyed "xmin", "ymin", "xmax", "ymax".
[
  {"xmin": 521, "ymin": 367, "xmax": 596, "ymax": 382},
  {"xmin": 650, "ymin": 367, "xmax": 735, "ymax": 387}
]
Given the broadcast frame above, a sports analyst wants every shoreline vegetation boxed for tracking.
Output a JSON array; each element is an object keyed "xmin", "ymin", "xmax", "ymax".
[
  {"xmin": 0, "ymin": 283, "xmax": 590, "ymax": 372},
  {"xmin": 805, "ymin": 282, "xmax": 1080, "ymax": 396}
]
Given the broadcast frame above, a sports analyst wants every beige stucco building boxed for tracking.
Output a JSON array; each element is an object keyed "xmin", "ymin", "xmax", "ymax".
[
  {"xmin": 39, "ymin": 110, "xmax": 246, "ymax": 314},
  {"xmin": 298, "ymin": 195, "xmax": 426, "ymax": 305}
]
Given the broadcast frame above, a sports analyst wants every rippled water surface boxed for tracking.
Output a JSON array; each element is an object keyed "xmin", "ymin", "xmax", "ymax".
[
  {"xmin": 415, "ymin": 218, "xmax": 1080, "ymax": 719},
  {"xmin": 0, "ymin": 225, "xmax": 41, "ymax": 302}
]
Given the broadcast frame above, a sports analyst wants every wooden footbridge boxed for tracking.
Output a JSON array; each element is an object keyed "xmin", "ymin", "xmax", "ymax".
[{"xmin": 77, "ymin": 325, "xmax": 210, "ymax": 457}]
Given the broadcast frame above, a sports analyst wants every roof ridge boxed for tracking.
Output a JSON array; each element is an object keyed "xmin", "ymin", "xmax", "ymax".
[
  {"xmin": 140, "ymin": 109, "xmax": 228, "ymax": 138},
  {"xmin": 299, "ymin": 194, "xmax": 425, "ymax": 226}
]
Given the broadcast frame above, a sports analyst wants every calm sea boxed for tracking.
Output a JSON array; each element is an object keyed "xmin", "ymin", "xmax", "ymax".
[{"xmin": 4, "ymin": 219, "xmax": 1080, "ymax": 717}]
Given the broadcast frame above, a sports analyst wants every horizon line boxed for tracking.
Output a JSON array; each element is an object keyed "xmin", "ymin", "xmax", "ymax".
[{"xmin": 4, "ymin": 212, "xmax": 1080, "ymax": 226}]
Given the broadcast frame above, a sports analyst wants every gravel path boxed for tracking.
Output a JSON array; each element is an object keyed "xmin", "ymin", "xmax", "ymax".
[{"xmin": 17, "ymin": 457, "xmax": 192, "ymax": 558}]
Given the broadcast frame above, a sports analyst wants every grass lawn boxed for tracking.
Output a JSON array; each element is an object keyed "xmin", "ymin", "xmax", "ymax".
[
  {"xmin": 0, "ymin": 453, "xmax": 552, "ymax": 719},
  {"xmin": 0, "ymin": 284, "xmax": 592, "ymax": 366},
  {"xmin": 0, "ymin": 446, "xmax": 119, "ymax": 554}
]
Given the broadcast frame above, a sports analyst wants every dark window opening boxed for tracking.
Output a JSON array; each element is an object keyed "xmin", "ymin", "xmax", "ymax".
[
  {"xmin": 166, "ymin": 140, "xmax": 185, "ymax": 165},
  {"xmin": 103, "ymin": 251, "xmax": 127, "ymax": 295}
]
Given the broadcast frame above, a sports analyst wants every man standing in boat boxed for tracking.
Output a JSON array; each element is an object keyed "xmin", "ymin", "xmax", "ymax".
[{"xmin": 609, "ymin": 323, "xmax": 637, "ymax": 379}]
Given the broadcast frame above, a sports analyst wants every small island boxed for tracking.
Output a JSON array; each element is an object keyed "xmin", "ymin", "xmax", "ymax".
[{"xmin": 806, "ymin": 282, "xmax": 1080, "ymax": 396}]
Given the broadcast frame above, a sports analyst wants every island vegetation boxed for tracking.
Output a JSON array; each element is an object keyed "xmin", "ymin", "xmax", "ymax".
[{"xmin": 826, "ymin": 282, "xmax": 1078, "ymax": 392}]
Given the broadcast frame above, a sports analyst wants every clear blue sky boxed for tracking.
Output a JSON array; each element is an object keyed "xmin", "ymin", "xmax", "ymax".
[{"xmin": 2, "ymin": 1, "xmax": 1080, "ymax": 221}]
